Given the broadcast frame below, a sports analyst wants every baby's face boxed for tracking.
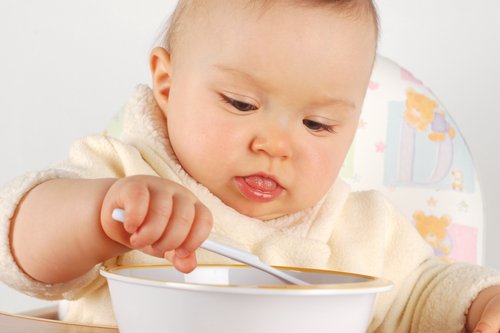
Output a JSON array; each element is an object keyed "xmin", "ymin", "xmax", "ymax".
[{"xmin": 154, "ymin": 2, "xmax": 376, "ymax": 220}]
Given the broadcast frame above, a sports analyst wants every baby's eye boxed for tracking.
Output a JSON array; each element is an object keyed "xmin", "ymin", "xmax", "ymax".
[
  {"xmin": 303, "ymin": 119, "xmax": 336, "ymax": 133},
  {"xmin": 221, "ymin": 95, "xmax": 258, "ymax": 112}
]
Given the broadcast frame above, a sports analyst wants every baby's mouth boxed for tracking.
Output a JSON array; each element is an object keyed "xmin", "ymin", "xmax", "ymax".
[
  {"xmin": 243, "ymin": 175, "xmax": 278, "ymax": 191},
  {"xmin": 234, "ymin": 175, "xmax": 284, "ymax": 202}
]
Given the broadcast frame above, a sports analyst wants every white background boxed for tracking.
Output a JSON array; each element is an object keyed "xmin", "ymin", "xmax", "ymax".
[{"xmin": 0, "ymin": 0, "xmax": 499, "ymax": 313}]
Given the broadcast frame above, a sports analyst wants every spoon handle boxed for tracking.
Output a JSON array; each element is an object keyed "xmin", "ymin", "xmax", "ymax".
[
  {"xmin": 111, "ymin": 208, "xmax": 309, "ymax": 285},
  {"xmin": 200, "ymin": 239, "xmax": 309, "ymax": 285}
]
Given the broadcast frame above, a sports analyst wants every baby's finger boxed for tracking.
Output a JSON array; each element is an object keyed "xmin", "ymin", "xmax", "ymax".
[
  {"xmin": 172, "ymin": 251, "xmax": 198, "ymax": 273},
  {"xmin": 151, "ymin": 194, "xmax": 195, "ymax": 252},
  {"xmin": 116, "ymin": 179, "xmax": 150, "ymax": 234},
  {"xmin": 130, "ymin": 196, "xmax": 172, "ymax": 248},
  {"xmin": 176, "ymin": 202, "xmax": 213, "ymax": 255}
]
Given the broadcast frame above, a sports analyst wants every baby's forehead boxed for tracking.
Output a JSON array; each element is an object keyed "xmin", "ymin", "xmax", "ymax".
[{"xmin": 165, "ymin": 0, "xmax": 378, "ymax": 54}]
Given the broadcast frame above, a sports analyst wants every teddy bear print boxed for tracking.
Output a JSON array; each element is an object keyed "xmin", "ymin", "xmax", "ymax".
[
  {"xmin": 404, "ymin": 89, "xmax": 456, "ymax": 142},
  {"xmin": 451, "ymin": 170, "xmax": 464, "ymax": 191},
  {"xmin": 413, "ymin": 210, "xmax": 452, "ymax": 257}
]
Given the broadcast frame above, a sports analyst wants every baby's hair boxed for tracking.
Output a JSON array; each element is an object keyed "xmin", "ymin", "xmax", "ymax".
[{"xmin": 157, "ymin": 0, "xmax": 379, "ymax": 53}]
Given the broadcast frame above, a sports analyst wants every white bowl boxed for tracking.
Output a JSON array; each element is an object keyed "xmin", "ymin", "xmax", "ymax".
[{"xmin": 101, "ymin": 265, "xmax": 392, "ymax": 333}]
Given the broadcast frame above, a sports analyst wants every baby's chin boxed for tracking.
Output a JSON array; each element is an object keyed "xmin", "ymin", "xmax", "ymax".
[
  {"xmin": 228, "ymin": 201, "xmax": 299, "ymax": 221},
  {"xmin": 251, "ymin": 211, "xmax": 287, "ymax": 221}
]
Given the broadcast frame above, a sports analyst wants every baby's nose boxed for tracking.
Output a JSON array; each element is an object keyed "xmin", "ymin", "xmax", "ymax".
[{"xmin": 250, "ymin": 126, "xmax": 293, "ymax": 159}]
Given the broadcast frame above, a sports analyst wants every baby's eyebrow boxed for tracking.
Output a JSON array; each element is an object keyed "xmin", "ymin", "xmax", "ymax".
[
  {"xmin": 311, "ymin": 95, "xmax": 357, "ymax": 112},
  {"xmin": 213, "ymin": 64, "xmax": 270, "ymax": 89}
]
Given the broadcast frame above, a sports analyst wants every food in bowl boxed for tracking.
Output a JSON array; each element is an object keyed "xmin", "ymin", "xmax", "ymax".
[{"xmin": 101, "ymin": 264, "xmax": 392, "ymax": 333}]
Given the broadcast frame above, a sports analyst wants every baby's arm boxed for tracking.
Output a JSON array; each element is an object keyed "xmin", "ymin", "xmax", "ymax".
[
  {"xmin": 10, "ymin": 175, "xmax": 212, "ymax": 284},
  {"xmin": 11, "ymin": 178, "xmax": 122, "ymax": 284}
]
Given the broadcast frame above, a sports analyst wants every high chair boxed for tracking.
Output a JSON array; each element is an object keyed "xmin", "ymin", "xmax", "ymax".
[{"xmin": 340, "ymin": 55, "xmax": 484, "ymax": 265}]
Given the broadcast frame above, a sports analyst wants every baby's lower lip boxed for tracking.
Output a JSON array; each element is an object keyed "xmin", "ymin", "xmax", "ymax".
[{"xmin": 234, "ymin": 176, "xmax": 284, "ymax": 202}]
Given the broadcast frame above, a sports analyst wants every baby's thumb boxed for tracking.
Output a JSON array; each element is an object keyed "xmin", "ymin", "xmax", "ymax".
[
  {"xmin": 472, "ymin": 296, "xmax": 500, "ymax": 333},
  {"xmin": 472, "ymin": 321, "xmax": 496, "ymax": 333}
]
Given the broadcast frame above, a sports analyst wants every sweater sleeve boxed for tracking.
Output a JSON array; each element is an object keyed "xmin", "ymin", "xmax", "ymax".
[
  {"xmin": 0, "ymin": 135, "xmax": 146, "ymax": 300},
  {"xmin": 375, "ymin": 198, "xmax": 500, "ymax": 333}
]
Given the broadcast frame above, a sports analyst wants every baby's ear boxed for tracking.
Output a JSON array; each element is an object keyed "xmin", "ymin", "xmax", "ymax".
[{"xmin": 150, "ymin": 47, "xmax": 172, "ymax": 111}]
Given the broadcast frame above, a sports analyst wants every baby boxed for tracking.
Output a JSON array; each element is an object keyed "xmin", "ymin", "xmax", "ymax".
[{"xmin": 1, "ymin": 0, "xmax": 500, "ymax": 332}]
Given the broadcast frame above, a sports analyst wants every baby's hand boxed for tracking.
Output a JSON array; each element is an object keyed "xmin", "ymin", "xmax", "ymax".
[
  {"xmin": 100, "ymin": 175, "xmax": 213, "ymax": 273},
  {"xmin": 467, "ymin": 285, "xmax": 500, "ymax": 333}
]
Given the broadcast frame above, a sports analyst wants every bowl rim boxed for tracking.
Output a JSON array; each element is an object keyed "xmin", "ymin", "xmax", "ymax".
[{"xmin": 100, "ymin": 264, "xmax": 393, "ymax": 295}]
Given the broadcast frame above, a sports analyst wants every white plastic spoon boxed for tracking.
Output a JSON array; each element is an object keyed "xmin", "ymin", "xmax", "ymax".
[{"xmin": 112, "ymin": 208, "xmax": 309, "ymax": 285}]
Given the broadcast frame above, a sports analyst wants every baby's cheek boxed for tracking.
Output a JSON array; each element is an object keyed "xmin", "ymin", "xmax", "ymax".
[{"xmin": 304, "ymin": 150, "xmax": 340, "ymax": 193}]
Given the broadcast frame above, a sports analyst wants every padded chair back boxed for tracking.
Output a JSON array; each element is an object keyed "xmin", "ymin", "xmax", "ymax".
[{"xmin": 341, "ymin": 55, "xmax": 484, "ymax": 264}]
